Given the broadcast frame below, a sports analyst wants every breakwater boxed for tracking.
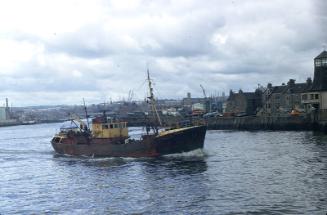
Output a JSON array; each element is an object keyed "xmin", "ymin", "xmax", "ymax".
[
  {"xmin": 206, "ymin": 115, "xmax": 327, "ymax": 132},
  {"xmin": 124, "ymin": 114, "xmax": 327, "ymax": 133},
  {"xmin": 0, "ymin": 120, "xmax": 21, "ymax": 127}
]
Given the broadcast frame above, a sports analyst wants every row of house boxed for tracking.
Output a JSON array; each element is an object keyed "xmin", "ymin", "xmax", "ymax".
[{"xmin": 224, "ymin": 51, "xmax": 327, "ymax": 119}]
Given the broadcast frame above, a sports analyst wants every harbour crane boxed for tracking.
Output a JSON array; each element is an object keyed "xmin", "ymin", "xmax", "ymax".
[
  {"xmin": 200, "ymin": 84, "xmax": 207, "ymax": 98},
  {"xmin": 127, "ymin": 90, "xmax": 134, "ymax": 102},
  {"xmin": 200, "ymin": 84, "xmax": 212, "ymax": 113}
]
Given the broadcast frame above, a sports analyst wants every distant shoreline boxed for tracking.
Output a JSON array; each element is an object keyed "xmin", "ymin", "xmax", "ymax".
[{"xmin": 1, "ymin": 116, "xmax": 327, "ymax": 134}]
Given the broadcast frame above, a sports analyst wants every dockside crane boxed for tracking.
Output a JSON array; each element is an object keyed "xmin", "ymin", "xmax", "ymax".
[
  {"xmin": 127, "ymin": 90, "xmax": 134, "ymax": 102},
  {"xmin": 200, "ymin": 84, "xmax": 212, "ymax": 113},
  {"xmin": 200, "ymin": 84, "xmax": 207, "ymax": 99}
]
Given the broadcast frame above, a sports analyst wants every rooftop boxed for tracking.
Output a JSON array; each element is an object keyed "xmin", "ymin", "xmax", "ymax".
[
  {"xmin": 270, "ymin": 82, "xmax": 311, "ymax": 94},
  {"xmin": 315, "ymin": 50, "xmax": 327, "ymax": 59}
]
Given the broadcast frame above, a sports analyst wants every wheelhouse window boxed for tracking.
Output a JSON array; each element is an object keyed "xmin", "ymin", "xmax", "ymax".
[{"xmin": 315, "ymin": 94, "xmax": 319, "ymax": 99}]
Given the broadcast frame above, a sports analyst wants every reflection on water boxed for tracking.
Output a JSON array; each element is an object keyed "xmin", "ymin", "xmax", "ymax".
[
  {"xmin": 0, "ymin": 124, "xmax": 327, "ymax": 214},
  {"xmin": 49, "ymin": 149, "xmax": 210, "ymax": 214},
  {"xmin": 52, "ymin": 151, "xmax": 208, "ymax": 176}
]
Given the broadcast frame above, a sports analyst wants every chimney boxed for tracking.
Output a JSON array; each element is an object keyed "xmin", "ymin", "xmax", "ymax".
[
  {"xmin": 287, "ymin": 79, "xmax": 295, "ymax": 87},
  {"xmin": 306, "ymin": 77, "xmax": 312, "ymax": 86}
]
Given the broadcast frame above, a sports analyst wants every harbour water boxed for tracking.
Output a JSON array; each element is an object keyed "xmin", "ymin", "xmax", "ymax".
[{"xmin": 0, "ymin": 123, "xmax": 326, "ymax": 214}]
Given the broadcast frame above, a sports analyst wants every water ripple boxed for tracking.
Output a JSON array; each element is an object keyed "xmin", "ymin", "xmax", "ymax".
[{"xmin": 0, "ymin": 125, "xmax": 327, "ymax": 214}]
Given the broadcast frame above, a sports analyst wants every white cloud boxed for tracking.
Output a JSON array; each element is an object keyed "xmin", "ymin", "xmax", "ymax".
[{"xmin": 0, "ymin": 0, "xmax": 326, "ymax": 106}]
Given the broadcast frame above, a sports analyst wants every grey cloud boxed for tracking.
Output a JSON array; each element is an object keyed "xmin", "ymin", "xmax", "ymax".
[
  {"xmin": 1, "ymin": 0, "xmax": 326, "ymax": 106},
  {"xmin": 43, "ymin": 6, "xmax": 225, "ymax": 59},
  {"xmin": 149, "ymin": 15, "xmax": 225, "ymax": 57},
  {"xmin": 0, "ymin": 76, "xmax": 97, "ymax": 93},
  {"xmin": 46, "ymin": 25, "xmax": 116, "ymax": 58},
  {"xmin": 313, "ymin": 0, "xmax": 327, "ymax": 43},
  {"xmin": 1, "ymin": 59, "xmax": 98, "ymax": 92}
]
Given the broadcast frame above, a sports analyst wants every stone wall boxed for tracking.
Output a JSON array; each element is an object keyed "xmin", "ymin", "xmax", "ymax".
[{"xmin": 206, "ymin": 116, "xmax": 313, "ymax": 131}]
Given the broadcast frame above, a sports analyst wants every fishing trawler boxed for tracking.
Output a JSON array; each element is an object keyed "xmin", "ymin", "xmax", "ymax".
[{"xmin": 51, "ymin": 70, "xmax": 207, "ymax": 157}]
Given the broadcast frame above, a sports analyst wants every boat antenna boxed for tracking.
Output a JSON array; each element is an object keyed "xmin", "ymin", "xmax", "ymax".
[
  {"xmin": 147, "ymin": 68, "xmax": 162, "ymax": 127},
  {"xmin": 83, "ymin": 98, "xmax": 90, "ymax": 129}
]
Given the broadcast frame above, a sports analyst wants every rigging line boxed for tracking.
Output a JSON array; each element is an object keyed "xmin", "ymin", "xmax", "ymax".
[
  {"xmin": 153, "ymin": 84, "xmax": 163, "ymax": 100},
  {"xmin": 135, "ymin": 79, "xmax": 147, "ymax": 91}
]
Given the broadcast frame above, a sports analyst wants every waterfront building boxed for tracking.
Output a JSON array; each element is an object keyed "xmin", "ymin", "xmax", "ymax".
[
  {"xmin": 182, "ymin": 92, "xmax": 206, "ymax": 114},
  {"xmin": 182, "ymin": 93, "xmax": 205, "ymax": 108},
  {"xmin": 224, "ymin": 89, "xmax": 262, "ymax": 116},
  {"xmin": 182, "ymin": 92, "xmax": 225, "ymax": 114},
  {"xmin": 262, "ymin": 79, "xmax": 311, "ymax": 115},
  {"xmin": 301, "ymin": 50, "xmax": 327, "ymax": 119},
  {"xmin": 192, "ymin": 103, "xmax": 206, "ymax": 115}
]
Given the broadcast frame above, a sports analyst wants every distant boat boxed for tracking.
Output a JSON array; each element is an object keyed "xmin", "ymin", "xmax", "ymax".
[
  {"xmin": 21, "ymin": 120, "xmax": 36, "ymax": 125},
  {"xmin": 51, "ymin": 70, "xmax": 207, "ymax": 157}
]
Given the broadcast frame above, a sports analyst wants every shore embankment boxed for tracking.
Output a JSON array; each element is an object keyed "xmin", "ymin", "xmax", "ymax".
[
  {"xmin": 205, "ymin": 115, "xmax": 327, "ymax": 133},
  {"xmin": 0, "ymin": 120, "xmax": 21, "ymax": 127},
  {"xmin": 1, "ymin": 114, "xmax": 327, "ymax": 133},
  {"xmin": 125, "ymin": 114, "xmax": 327, "ymax": 133}
]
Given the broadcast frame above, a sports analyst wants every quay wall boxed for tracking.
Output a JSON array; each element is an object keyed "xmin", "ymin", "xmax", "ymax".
[
  {"xmin": 0, "ymin": 120, "xmax": 21, "ymax": 127},
  {"xmin": 205, "ymin": 116, "xmax": 327, "ymax": 132},
  {"xmin": 126, "ymin": 115, "xmax": 327, "ymax": 133}
]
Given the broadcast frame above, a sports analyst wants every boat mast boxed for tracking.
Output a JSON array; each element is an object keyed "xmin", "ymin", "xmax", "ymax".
[
  {"xmin": 147, "ymin": 69, "xmax": 162, "ymax": 127},
  {"xmin": 83, "ymin": 98, "xmax": 90, "ymax": 129}
]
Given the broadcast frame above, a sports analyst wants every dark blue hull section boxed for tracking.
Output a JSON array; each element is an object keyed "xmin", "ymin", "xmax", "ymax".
[{"xmin": 154, "ymin": 125, "xmax": 207, "ymax": 155}]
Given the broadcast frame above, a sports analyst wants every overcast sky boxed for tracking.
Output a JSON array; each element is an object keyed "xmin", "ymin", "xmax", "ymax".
[{"xmin": 0, "ymin": 0, "xmax": 326, "ymax": 106}]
